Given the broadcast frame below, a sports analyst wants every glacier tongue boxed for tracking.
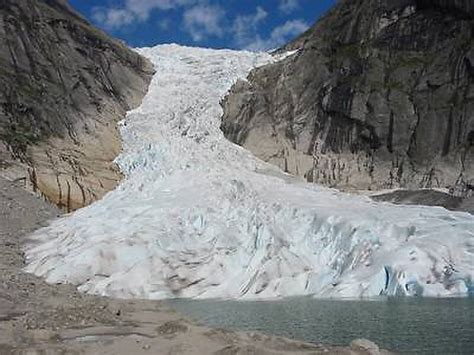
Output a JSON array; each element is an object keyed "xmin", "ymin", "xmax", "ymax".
[{"xmin": 24, "ymin": 44, "xmax": 474, "ymax": 300}]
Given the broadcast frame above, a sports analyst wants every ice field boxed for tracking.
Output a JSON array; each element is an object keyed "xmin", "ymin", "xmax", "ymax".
[{"xmin": 24, "ymin": 45, "xmax": 474, "ymax": 300}]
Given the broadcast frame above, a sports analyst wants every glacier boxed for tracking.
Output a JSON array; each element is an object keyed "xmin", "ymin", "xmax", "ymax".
[{"xmin": 24, "ymin": 44, "xmax": 474, "ymax": 300}]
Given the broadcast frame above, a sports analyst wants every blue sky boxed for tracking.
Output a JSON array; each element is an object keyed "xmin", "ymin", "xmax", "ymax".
[{"xmin": 69, "ymin": 0, "xmax": 336, "ymax": 50}]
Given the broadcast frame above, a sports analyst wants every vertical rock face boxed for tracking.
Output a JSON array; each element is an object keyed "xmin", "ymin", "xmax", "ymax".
[
  {"xmin": 221, "ymin": 0, "xmax": 474, "ymax": 195},
  {"xmin": 0, "ymin": 0, "xmax": 154, "ymax": 211}
]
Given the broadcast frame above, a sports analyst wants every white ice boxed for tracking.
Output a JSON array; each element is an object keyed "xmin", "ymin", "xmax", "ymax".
[{"xmin": 24, "ymin": 44, "xmax": 474, "ymax": 300}]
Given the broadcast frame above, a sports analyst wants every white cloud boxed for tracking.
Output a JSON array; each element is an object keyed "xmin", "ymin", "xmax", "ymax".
[
  {"xmin": 157, "ymin": 18, "xmax": 171, "ymax": 31},
  {"xmin": 243, "ymin": 19, "xmax": 309, "ymax": 51},
  {"xmin": 270, "ymin": 19, "xmax": 308, "ymax": 44},
  {"xmin": 232, "ymin": 7, "xmax": 268, "ymax": 48},
  {"xmin": 91, "ymin": 0, "xmax": 309, "ymax": 50},
  {"xmin": 92, "ymin": 0, "xmax": 196, "ymax": 29},
  {"xmin": 183, "ymin": 4, "xmax": 225, "ymax": 41},
  {"xmin": 92, "ymin": 7, "xmax": 136, "ymax": 29},
  {"xmin": 126, "ymin": 0, "xmax": 195, "ymax": 20},
  {"xmin": 278, "ymin": 0, "xmax": 299, "ymax": 14}
]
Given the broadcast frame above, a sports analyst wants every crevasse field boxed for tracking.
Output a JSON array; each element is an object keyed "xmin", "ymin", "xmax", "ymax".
[{"xmin": 24, "ymin": 45, "xmax": 474, "ymax": 300}]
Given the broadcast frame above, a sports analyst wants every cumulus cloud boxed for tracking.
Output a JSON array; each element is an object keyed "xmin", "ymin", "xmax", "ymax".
[
  {"xmin": 126, "ymin": 0, "xmax": 195, "ymax": 19},
  {"xmin": 268, "ymin": 19, "xmax": 308, "ymax": 45},
  {"xmin": 92, "ymin": 7, "xmax": 136, "ymax": 29},
  {"xmin": 92, "ymin": 0, "xmax": 196, "ymax": 29},
  {"xmin": 235, "ymin": 17, "xmax": 309, "ymax": 51},
  {"xmin": 157, "ymin": 18, "xmax": 171, "ymax": 31},
  {"xmin": 92, "ymin": 0, "xmax": 309, "ymax": 49},
  {"xmin": 278, "ymin": 0, "xmax": 299, "ymax": 14},
  {"xmin": 183, "ymin": 4, "xmax": 225, "ymax": 41},
  {"xmin": 232, "ymin": 7, "xmax": 268, "ymax": 49}
]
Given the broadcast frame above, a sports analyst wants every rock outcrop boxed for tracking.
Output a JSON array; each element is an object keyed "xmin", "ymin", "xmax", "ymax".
[
  {"xmin": 371, "ymin": 189, "xmax": 474, "ymax": 214},
  {"xmin": 221, "ymin": 0, "xmax": 474, "ymax": 196},
  {"xmin": 0, "ymin": 0, "xmax": 153, "ymax": 211}
]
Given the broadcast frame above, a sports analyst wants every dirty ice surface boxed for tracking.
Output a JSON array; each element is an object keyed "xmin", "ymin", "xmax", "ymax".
[{"xmin": 25, "ymin": 45, "xmax": 474, "ymax": 300}]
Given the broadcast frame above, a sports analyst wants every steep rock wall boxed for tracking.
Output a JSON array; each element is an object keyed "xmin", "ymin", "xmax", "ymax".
[
  {"xmin": 221, "ymin": 0, "xmax": 473, "ymax": 195},
  {"xmin": 0, "ymin": 0, "xmax": 154, "ymax": 210}
]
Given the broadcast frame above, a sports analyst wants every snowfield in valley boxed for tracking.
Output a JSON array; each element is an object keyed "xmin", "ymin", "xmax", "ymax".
[{"xmin": 24, "ymin": 45, "xmax": 474, "ymax": 300}]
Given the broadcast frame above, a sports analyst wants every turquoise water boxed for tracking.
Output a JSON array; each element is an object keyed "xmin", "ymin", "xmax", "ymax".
[{"xmin": 168, "ymin": 297, "xmax": 474, "ymax": 354}]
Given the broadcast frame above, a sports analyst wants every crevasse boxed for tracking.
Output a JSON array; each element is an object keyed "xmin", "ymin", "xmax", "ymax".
[{"xmin": 24, "ymin": 45, "xmax": 474, "ymax": 300}]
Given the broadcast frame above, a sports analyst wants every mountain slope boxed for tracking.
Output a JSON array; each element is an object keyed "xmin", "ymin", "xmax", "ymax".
[
  {"xmin": 0, "ymin": 0, "xmax": 153, "ymax": 210},
  {"xmin": 221, "ymin": 0, "xmax": 474, "ymax": 196}
]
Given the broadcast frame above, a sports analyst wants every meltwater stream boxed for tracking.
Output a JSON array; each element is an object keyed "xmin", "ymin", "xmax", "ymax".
[
  {"xmin": 24, "ymin": 45, "xmax": 474, "ymax": 300},
  {"xmin": 169, "ymin": 297, "xmax": 474, "ymax": 354}
]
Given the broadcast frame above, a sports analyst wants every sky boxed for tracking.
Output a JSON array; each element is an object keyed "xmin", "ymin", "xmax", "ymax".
[{"xmin": 69, "ymin": 0, "xmax": 336, "ymax": 50}]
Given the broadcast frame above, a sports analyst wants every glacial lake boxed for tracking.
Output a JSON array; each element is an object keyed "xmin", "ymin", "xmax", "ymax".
[{"xmin": 168, "ymin": 297, "xmax": 474, "ymax": 354}]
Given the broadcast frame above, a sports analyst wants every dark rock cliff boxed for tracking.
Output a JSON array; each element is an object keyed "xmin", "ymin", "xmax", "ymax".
[
  {"xmin": 0, "ymin": 0, "xmax": 154, "ymax": 210},
  {"xmin": 221, "ymin": 0, "xmax": 473, "ymax": 195}
]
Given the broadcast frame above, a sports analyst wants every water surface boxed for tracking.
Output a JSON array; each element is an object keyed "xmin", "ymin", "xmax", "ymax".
[{"xmin": 168, "ymin": 297, "xmax": 474, "ymax": 354}]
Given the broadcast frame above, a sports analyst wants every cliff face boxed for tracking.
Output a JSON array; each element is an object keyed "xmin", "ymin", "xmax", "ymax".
[
  {"xmin": 0, "ymin": 0, "xmax": 154, "ymax": 211},
  {"xmin": 221, "ymin": 0, "xmax": 474, "ymax": 195}
]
